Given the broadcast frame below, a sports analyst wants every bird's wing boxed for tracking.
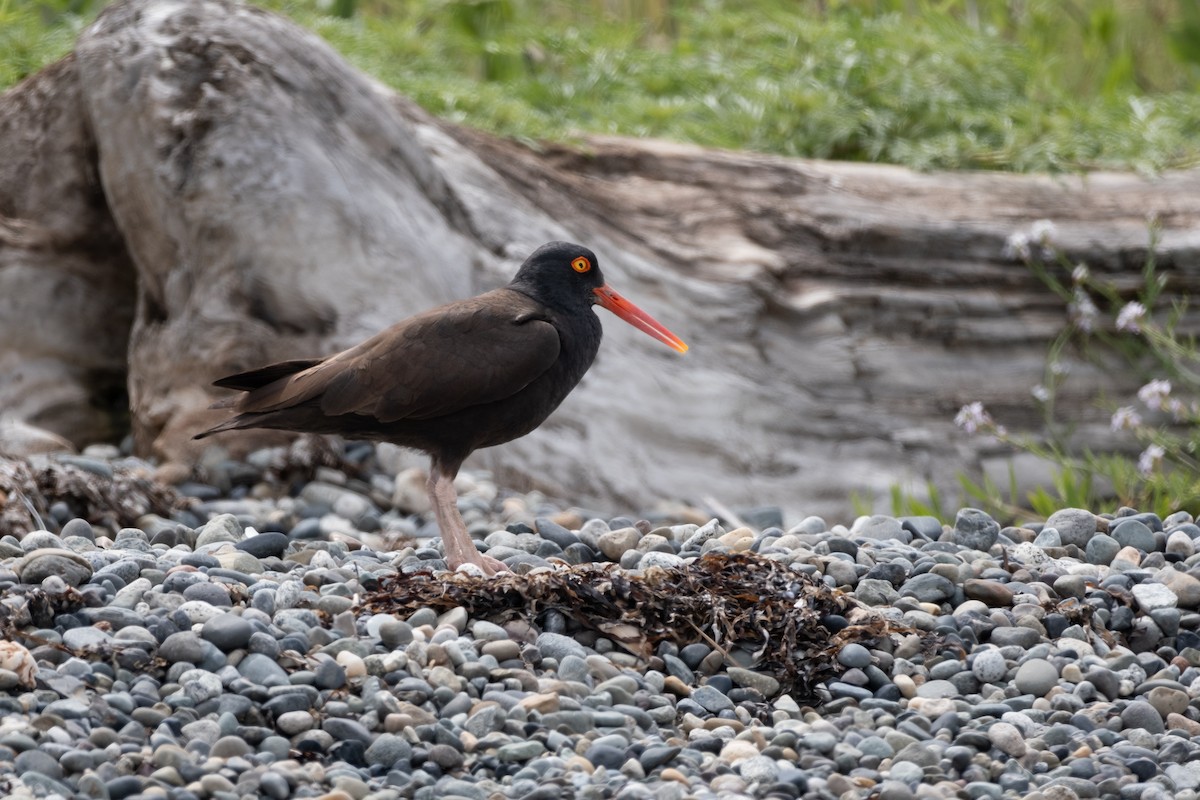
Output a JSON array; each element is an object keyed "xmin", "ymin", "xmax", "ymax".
[
  {"xmin": 230, "ymin": 290, "xmax": 561, "ymax": 423},
  {"xmin": 212, "ymin": 359, "xmax": 323, "ymax": 391}
]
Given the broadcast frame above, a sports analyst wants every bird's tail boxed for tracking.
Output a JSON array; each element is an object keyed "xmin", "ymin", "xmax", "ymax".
[{"xmin": 193, "ymin": 415, "xmax": 251, "ymax": 440}]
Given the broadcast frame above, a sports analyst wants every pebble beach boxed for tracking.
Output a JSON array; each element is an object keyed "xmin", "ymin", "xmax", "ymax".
[{"xmin": 2, "ymin": 440, "xmax": 1199, "ymax": 800}]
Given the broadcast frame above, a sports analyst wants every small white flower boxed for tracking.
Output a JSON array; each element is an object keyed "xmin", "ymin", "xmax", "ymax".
[
  {"xmin": 1137, "ymin": 379, "xmax": 1172, "ymax": 411},
  {"xmin": 1069, "ymin": 289, "xmax": 1099, "ymax": 332},
  {"xmin": 1167, "ymin": 397, "xmax": 1193, "ymax": 422},
  {"xmin": 1029, "ymin": 219, "xmax": 1058, "ymax": 257},
  {"xmin": 1029, "ymin": 219, "xmax": 1057, "ymax": 245},
  {"xmin": 1138, "ymin": 444, "xmax": 1165, "ymax": 477},
  {"xmin": 1049, "ymin": 360, "xmax": 1071, "ymax": 376},
  {"xmin": 1116, "ymin": 301, "xmax": 1147, "ymax": 333},
  {"xmin": 1003, "ymin": 231, "xmax": 1031, "ymax": 261},
  {"xmin": 1110, "ymin": 406, "xmax": 1142, "ymax": 432},
  {"xmin": 955, "ymin": 402, "xmax": 992, "ymax": 435},
  {"xmin": 1071, "ymin": 263, "xmax": 1090, "ymax": 284},
  {"xmin": 1031, "ymin": 384, "xmax": 1050, "ymax": 403}
]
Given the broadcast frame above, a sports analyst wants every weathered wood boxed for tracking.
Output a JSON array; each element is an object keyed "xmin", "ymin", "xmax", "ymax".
[
  {"xmin": 0, "ymin": 56, "xmax": 135, "ymax": 452},
  {"xmin": 2, "ymin": 0, "xmax": 1198, "ymax": 518}
]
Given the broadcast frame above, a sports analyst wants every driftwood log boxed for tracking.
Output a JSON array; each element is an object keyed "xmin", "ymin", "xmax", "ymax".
[{"xmin": 2, "ymin": 0, "xmax": 1200, "ymax": 520}]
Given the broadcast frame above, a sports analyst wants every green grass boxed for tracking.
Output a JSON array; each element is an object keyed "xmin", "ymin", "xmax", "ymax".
[{"xmin": 4, "ymin": 0, "xmax": 1200, "ymax": 172}]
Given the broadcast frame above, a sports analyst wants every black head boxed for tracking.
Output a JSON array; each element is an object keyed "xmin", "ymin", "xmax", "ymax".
[{"xmin": 508, "ymin": 241, "xmax": 605, "ymax": 314}]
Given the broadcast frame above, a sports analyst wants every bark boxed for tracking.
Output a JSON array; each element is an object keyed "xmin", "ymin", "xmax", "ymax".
[{"xmin": 2, "ymin": 0, "xmax": 1199, "ymax": 518}]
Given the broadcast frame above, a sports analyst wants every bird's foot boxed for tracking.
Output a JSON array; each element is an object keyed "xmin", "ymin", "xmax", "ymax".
[{"xmin": 448, "ymin": 549, "xmax": 510, "ymax": 577}]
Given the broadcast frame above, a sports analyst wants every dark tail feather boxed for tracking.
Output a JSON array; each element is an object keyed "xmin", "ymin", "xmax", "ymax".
[
  {"xmin": 193, "ymin": 416, "xmax": 250, "ymax": 440},
  {"xmin": 212, "ymin": 358, "xmax": 321, "ymax": 391}
]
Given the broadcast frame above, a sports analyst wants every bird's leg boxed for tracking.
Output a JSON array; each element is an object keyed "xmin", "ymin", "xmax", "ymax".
[{"xmin": 426, "ymin": 467, "xmax": 509, "ymax": 576}]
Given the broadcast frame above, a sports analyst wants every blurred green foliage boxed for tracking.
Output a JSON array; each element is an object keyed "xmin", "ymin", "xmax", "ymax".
[{"xmin": 3, "ymin": 0, "xmax": 1200, "ymax": 172}]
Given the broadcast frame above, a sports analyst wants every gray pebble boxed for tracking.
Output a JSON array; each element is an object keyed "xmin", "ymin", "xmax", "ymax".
[
  {"xmin": 536, "ymin": 631, "xmax": 587, "ymax": 661},
  {"xmin": 954, "ymin": 508, "xmax": 1000, "ymax": 551}
]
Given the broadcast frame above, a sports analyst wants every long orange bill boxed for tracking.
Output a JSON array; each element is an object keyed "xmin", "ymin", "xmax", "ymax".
[{"xmin": 593, "ymin": 284, "xmax": 688, "ymax": 353}]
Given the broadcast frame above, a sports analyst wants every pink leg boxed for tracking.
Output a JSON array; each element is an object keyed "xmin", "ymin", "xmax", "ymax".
[{"xmin": 426, "ymin": 468, "xmax": 508, "ymax": 575}]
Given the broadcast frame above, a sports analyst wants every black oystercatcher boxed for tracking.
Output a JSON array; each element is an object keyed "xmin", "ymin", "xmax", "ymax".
[{"xmin": 196, "ymin": 242, "xmax": 687, "ymax": 574}]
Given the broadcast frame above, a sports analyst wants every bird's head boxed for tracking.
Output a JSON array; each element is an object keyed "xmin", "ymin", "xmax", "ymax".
[{"xmin": 511, "ymin": 241, "xmax": 688, "ymax": 353}]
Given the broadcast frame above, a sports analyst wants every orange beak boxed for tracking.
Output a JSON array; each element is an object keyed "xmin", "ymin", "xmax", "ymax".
[{"xmin": 593, "ymin": 285, "xmax": 688, "ymax": 353}]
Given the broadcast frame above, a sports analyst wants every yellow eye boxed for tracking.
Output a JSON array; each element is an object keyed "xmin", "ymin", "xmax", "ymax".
[{"xmin": 571, "ymin": 256, "xmax": 591, "ymax": 273}]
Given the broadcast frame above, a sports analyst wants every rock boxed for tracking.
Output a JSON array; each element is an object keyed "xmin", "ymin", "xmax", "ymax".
[
  {"xmin": 391, "ymin": 468, "xmax": 431, "ymax": 513},
  {"xmin": 963, "ymin": 579, "xmax": 1013, "ymax": 607},
  {"xmin": 536, "ymin": 632, "xmax": 587, "ymax": 662},
  {"xmin": 971, "ymin": 648, "xmax": 1007, "ymax": 683},
  {"xmin": 726, "ymin": 667, "xmax": 780, "ymax": 697},
  {"xmin": 851, "ymin": 515, "xmax": 908, "ymax": 542},
  {"xmin": 1013, "ymin": 658, "xmax": 1058, "ymax": 696},
  {"xmin": 989, "ymin": 627, "xmax": 1043, "ymax": 649},
  {"xmin": 497, "ymin": 740, "xmax": 545, "ymax": 761},
  {"xmin": 158, "ymin": 632, "xmax": 207, "ymax": 664},
  {"xmin": 900, "ymin": 573, "xmax": 956, "ymax": 603},
  {"xmin": 597, "ymin": 527, "xmax": 641, "ymax": 559},
  {"xmin": 1111, "ymin": 519, "xmax": 1156, "ymax": 553},
  {"xmin": 15, "ymin": 548, "xmax": 93, "ymax": 586},
  {"xmin": 691, "ymin": 685, "xmax": 735, "ymax": 713},
  {"xmin": 200, "ymin": 613, "xmax": 253, "ymax": 651},
  {"xmin": 638, "ymin": 551, "xmax": 685, "ymax": 570},
  {"xmin": 1167, "ymin": 530, "xmax": 1196, "ymax": 558},
  {"xmin": 196, "ymin": 513, "xmax": 243, "ymax": 547},
  {"xmin": 987, "ymin": 722, "xmax": 1027, "ymax": 757},
  {"xmin": 235, "ymin": 531, "xmax": 289, "ymax": 559},
  {"xmin": 1146, "ymin": 686, "xmax": 1189, "ymax": 718},
  {"xmin": 1158, "ymin": 570, "xmax": 1200, "ymax": 607},
  {"xmin": 856, "ymin": 578, "xmax": 899, "ymax": 606},
  {"xmin": 837, "ymin": 643, "xmax": 871, "ymax": 669},
  {"xmin": 1085, "ymin": 534, "xmax": 1121, "ymax": 566},
  {"xmin": 1131, "ymin": 583, "xmax": 1177, "ymax": 612},
  {"xmin": 238, "ymin": 653, "xmax": 289, "ymax": 685},
  {"xmin": 954, "ymin": 508, "xmax": 1000, "ymax": 550},
  {"xmin": 1120, "ymin": 700, "xmax": 1166, "ymax": 734},
  {"xmin": 1045, "ymin": 509, "xmax": 1096, "ymax": 548}
]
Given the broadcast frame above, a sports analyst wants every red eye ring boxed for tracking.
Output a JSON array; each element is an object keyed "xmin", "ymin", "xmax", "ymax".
[{"xmin": 571, "ymin": 256, "xmax": 591, "ymax": 273}]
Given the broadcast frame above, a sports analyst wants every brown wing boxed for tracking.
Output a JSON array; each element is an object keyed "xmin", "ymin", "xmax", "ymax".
[{"xmin": 229, "ymin": 289, "xmax": 561, "ymax": 423}]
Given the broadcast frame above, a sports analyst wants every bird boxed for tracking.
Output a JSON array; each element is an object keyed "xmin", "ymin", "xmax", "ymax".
[{"xmin": 195, "ymin": 241, "xmax": 687, "ymax": 575}]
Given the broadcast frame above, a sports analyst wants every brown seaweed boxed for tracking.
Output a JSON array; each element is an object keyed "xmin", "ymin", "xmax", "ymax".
[{"xmin": 360, "ymin": 551, "xmax": 913, "ymax": 702}]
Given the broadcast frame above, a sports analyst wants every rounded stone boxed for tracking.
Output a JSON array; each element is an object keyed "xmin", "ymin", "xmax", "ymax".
[
  {"xmin": 850, "ymin": 515, "xmax": 908, "ymax": 542},
  {"xmin": 1132, "ymin": 583, "xmax": 1178, "ymax": 612},
  {"xmin": 1044, "ymin": 509, "xmax": 1096, "ymax": 548},
  {"xmin": 201, "ymin": 613, "xmax": 253, "ymax": 652},
  {"xmin": 954, "ymin": 508, "xmax": 1001, "ymax": 551},
  {"xmin": 597, "ymin": 527, "xmax": 641, "ymax": 560},
  {"xmin": 1121, "ymin": 700, "xmax": 1166, "ymax": 734},
  {"xmin": 158, "ymin": 631, "xmax": 206, "ymax": 663},
  {"xmin": 963, "ymin": 579, "xmax": 1014, "ymax": 607},
  {"xmin": 275, "ymin": 711, "xmax": 315, "ymax": 735},
  {"xmin": 988, "ymin": 626, "xmax": 1042, "ymax": 649},
  {"xmin": 235, "ymin": 532, "xmax": 289, "ymax": 559},
  {"xmin": 1146, "ymin": 686, "xmax": 1189, "ymax": 718},
  {"xmin": 364, "ymin": 732, "xmax": 411, "ymax": 767},
  {"xmin": 16, "ymin": 548, "xmax": 93, "ymax": 586},
  {"xmin": 692, "ymin": 684, "xmax": 736, "ymax": 713},
  {"xmin": 1111, "ymin": 519, "xmax": 1156, "ymax": 553},
  {"xmin": 1013, "ymin": 658, "xmax": 1058, "ymax": 696},
  {"xmin": 987, "ymin": 722, "xmax": 1027, "ymax": 757},
  {"xmin": 60, "ymin": 517, "xmax": 96, "ymax": 542},
  {"xmin": 536, "ymin": 632, "xmax": 587, "ymax": 662},
  {"xmin": 971, "ymin": 649, "xmax": 1007, "ymax": 683},
  {"xmin": 196, "ymin": 514, "xmax": 244, "ymax": 547},
  {"xmin": 1085, "ymin": 534, "xmax": 1121, "ymax": 566},
  {"xmin": 14, "ymin": 748, "xmax": 63, "ymax": 780},
  {"xmin": 901, "ymin": 573, "xmax": 956, "ymax": 603},
  {"xmin": 837, "ymin": 643, "xmax": 872, "ymax": 669}
]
